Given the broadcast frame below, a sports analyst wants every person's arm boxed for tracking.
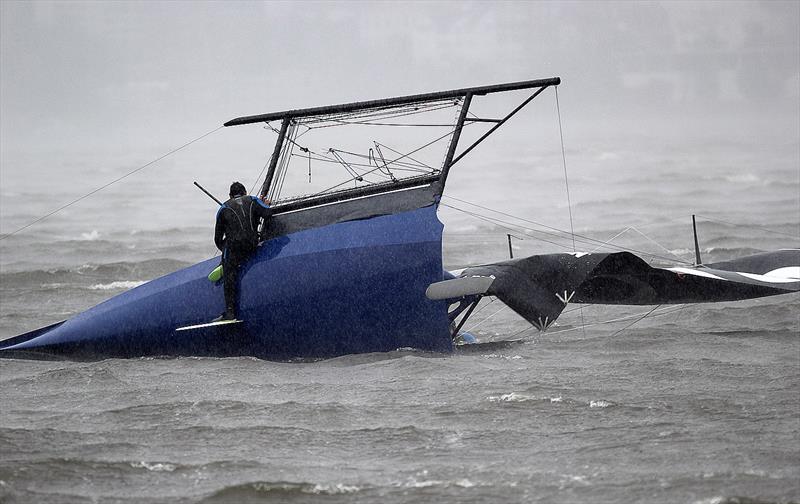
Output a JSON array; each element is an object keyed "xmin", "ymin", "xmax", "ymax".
[
  {"xmin": 214, "ymin": 207, "xmax": 226, "ymax": 251},
  {"xmin": 252, "ymin": 196, "xmax": 274, "ymax": 220},
  {"xmin": 252, "ymin": 197, "xmax": 274, "ymax": 243}
]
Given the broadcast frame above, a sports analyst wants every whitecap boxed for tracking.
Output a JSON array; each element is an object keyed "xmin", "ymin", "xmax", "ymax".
[
  {"xmin": 563, "ymin": 474, "xmax": 589, "ymax": 484},
  {"xmin": 88, "ymin": 280, "xmax": 147, "ymax": 290},
  {"xmin": 309, "ymin": 483, "xmax": 360, "ymax": 494},
  {"xmin": 483, "ymin": 353, "xmax": 522, "ymax": 361},
  {"xmin": 589, "ymin": 400, "xmax": 614, "ymax": 408},
  {"xmin": 691, "ymin": 497, "xmax": 726, "ymax": 504},
  {"xmin": 79, "ymin": 230, "xmax": 101, "ymax": 241},
  {"xmin": 404, "ymin": 479, "xmax": 442, "ymax": 488},
  {"xmin": 487, "ymin": 392, "xmax": 535, "ymax": 402},
  {"xmin": 396, "ymin": 477, "xmax": 478, "ymax": 489},
  {"xmin": 131, "ymin": 461, "xmax": 176, "ymax": 472}
]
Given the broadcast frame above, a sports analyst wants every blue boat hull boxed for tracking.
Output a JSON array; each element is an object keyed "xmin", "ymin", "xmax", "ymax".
[{"xmin": 0, "ymin": 206, "xmax": 453, "ymax": 359}]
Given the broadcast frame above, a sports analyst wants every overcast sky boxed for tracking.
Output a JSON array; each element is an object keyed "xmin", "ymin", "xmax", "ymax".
[{"xmin": 1, "ymin": 1, "xmax": 798, "ymax": 230}]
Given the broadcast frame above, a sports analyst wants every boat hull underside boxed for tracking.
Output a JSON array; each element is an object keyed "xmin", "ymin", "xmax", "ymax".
[{"xmin": 1, "ymin": 206, "xmax": 452, "ymax": 360}]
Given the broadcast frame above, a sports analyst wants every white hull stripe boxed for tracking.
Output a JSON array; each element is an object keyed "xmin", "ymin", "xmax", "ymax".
[
  {"xmin": 668, "ymin": 267, "xmax": 727, "ymax": 281},
  {"xmin": 176, "ymin": 319, "xmax": 243, "ymax": 331},
  {"xmin": 738, "ymin": 267, "xmax": 800, "ymax": 284}
]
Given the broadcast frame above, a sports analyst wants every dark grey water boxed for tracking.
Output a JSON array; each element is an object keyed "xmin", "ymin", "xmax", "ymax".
[
  {"xmin": 0, "ymin": 305, "xmax": 798, "ymax": 504},
  {"xmin": 1, "ymin": 134, "xmax": 799, "ymax": 503}
]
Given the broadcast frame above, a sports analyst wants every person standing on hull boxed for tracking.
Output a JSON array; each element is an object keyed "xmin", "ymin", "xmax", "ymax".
[{"xmin": 214, "ymin": 182, "xmax": 273, "ymax": 321}]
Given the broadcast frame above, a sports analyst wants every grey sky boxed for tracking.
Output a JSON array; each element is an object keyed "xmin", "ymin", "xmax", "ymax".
[{"xmin": 1, "ymin": 1, "xmax": 798, "ymax": 231}]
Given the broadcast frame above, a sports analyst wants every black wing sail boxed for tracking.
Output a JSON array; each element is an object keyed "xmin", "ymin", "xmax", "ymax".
[{"xmin": 431, "ymin": 249, "xmax": 799, "ymax": 330}]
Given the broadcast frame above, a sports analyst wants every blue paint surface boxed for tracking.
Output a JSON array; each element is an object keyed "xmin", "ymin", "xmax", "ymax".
[{"xmin": 1, "ymin": 206, "xmax": 453, "ymax": 359}]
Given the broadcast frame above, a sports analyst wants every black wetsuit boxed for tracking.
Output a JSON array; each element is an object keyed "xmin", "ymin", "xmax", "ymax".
[{"xmin": 214, "ymin": 195, "xmax": 273, "ymax": 319}]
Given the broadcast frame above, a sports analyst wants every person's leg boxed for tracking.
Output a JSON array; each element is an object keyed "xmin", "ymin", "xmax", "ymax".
[{"xmin": 222, "ymin": 254, "xmax": 241, "ymax": 319}]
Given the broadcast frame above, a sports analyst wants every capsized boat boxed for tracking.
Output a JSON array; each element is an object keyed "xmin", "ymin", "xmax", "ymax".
[{"xmin": 1, "ymin": 77, "xmax": 797, "ymax": 360}]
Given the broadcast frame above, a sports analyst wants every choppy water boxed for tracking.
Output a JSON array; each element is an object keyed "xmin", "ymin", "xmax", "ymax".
[{"xmin": 1, "ymin": 133, "xmax": 799, "ymax": 503}]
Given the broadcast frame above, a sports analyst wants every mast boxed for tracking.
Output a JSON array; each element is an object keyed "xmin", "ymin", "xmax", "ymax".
[
  {"xmin": 260, "ymin": 117, "xmax": 290, "ymax": 199},
  {"xmin": 438, "ymin": 93, "xmax": 473, "ymax": 189},
  {"xmin": 692, "ymin": 214, "xmax": 702, "ymax": 265}
]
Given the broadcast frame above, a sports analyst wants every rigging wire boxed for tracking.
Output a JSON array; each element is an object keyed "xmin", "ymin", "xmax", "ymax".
[
  {"xmin": 0, "ymin": 125, "xmax": 224, "ymax": 241},
  {"xmin": 249, "ymin": 156, "xmax": 272, "ymax": 196},
  {"xmin": 461, "ymin": 302, "xmax": 593, "ymax": 336},
  {"xmin": 441, "ymin": 98, "xmax": 468, "ymax": 171},
  {"xmin": 443, "ymin": 194, "xmax": 609, "ymax": 250},
  {"xmin": 294, "ymin": 154, "xmax": 432, "ymax": 174},
  {"xmin": 443, "ymin": 195, "xmax": 745, "ymax": 265},
  {"xmin": 440, "ymin": 202, "xmax": 578, "ymax": 252},
  {"xmin": 321, "ymin": 101, "xmax": 460, "ymax": 128},
  {"xmin": 264, "ymin": 115, "xmax": 444, "ymax": 200},
  {"xmin": 271, "ymin": 122, "xmax": 299, "ymax": 200},
  {"xmin": 589, "ymin": 227, "xmax": 634, "ymax": 254},
  {"xmin": 321, "ymin": 147, "xmax": 432, "ymax": 172},
  {"xmin": 288, "ymin": 148, "xmax": 431, "ymax": 173},
  {"xmin": 609, "ymin": 304, "xmax": 663, "ymax": 337},
  {"xmin": 330, "ymin": 121, "xmax": 457, "ymax": 128},
  {"xmin": 449, "ymin": 297, "xmax": 499, "ymax": 334},
  {"xmin": 555, "ymin": 86, "xmax": 576, "ymax": 252},
  {"xmin": 374, "ymin": 142, "xmax": 435, "ymax": 171},
  {"xmin": 257, "ymin": 99, "xmax": 463, "ymax": 201},
  {"xmin": 464, "ymin": 301, "xmax": 508, "ymax": 332},
  {"xmin": 249, "ymin": 126, "xmax": 279, "ymax": 195},
  {"xmin": 629, "ymin": 227, "xmax": 694, "ymax": 262},
  {"xmin": 440, "ymin": 198, "xmax": 694, "ymax": 265},
  {"xmin": 555, "ymin": 86, "xmax": 585, "ymax": 336},
  {"xmin": 372, "ymin": 144, "xmax": 397, "ymax": 181},
  {"xmin": 301, "ymin": 100, "xmax": 456, "ymax": 128},
  {"xmin": 316, "ymin": 125, "xmax": 464, "ymax": 195},
  {"xmin": 507, "ymin": 304, "xmax": 688, "ymax": 340},
  {"xmin": 305, "ymin": 101, "xmax": 444, "ymax": 124},
  {"xmin": 460, "ymin": 296, "xmax": 497, "ymax": 321},
  {"xmin": 694, "ymin": 214, "xmax": 800, "ymax": 240},
  {"xmin": 329, "ymin": 149, "xmax": 369, "ymax": 183},
  {"xmin": 590, "ymin": 226, "xmax": 692, "ymax": 263}
]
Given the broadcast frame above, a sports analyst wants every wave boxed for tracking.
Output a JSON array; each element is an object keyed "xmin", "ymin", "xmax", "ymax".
[
  {"xmin": 692, "ymin": 497, "xmax": 790, "ymax": 504},
  {"xmin": 201, "ymin": 481, "xmax": 362, "ymax": 502},
  {"xmin": 129, "ymin": 460, "xmax": 176, "ymax": 472},
  {"xmin": 486, "ymin": 392, "xmax": 615, "ymax": 409},
  {"xmin": 0, "ymin": 455, "xmax": 188, "ymax": 477},
  {"xmin": 487, "ymin": 392, "xmax": 560, "ymax": 403},
  {"xmin": 87, "ymin": 281, "xmax": 147, "ymax": 291},
  {"xmin": 704, "ymin": 328, "xmax": 800, "ymax": 339},
  {"xmin": 0, "ymin": 258, "xmax": 190, "ymax": 286},
  {"xmin": 391, "ymin": 476, "xmax": 478, "ymax": 490},
  {"xmin": 201, "ymin": 476, "xmax": 483, "ymax": 502}
]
